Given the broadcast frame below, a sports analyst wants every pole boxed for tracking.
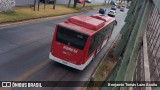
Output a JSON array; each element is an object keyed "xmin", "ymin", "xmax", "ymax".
[
  {"xmin": 34, "ymin": 0, "xmax": 36, "ymax": 11},
  {"xmin": 37, "ymin": 0, "xmax": 40, "ymax": 11},
  {"xmin": 53, "ymin": 0, "xmax": 56, "ymax": 9},
  {"xmin": 44, "ymin": 0, "xmax": 46, "ymax": 9},
  {"xmin": 83, "ymin": 0, "xmax": 86, "ymax": 8},
  {"xmin": 73, "ymin": 0, "xmax": 78, "ymax": 8},
  {"xmin": 68, "ymin": 0, "xmax": 71, "ymax": 8}
]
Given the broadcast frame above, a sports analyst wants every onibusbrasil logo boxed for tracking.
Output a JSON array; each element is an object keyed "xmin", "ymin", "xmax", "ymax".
[{"xmin": 1, "ymin": 82, "xmax": 42, "ymax": 87}]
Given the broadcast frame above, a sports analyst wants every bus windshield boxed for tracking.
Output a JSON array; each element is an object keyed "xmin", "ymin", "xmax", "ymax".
[{"xmin": 56, "ymin": 25, "xmax": 88, "ymax": 50}]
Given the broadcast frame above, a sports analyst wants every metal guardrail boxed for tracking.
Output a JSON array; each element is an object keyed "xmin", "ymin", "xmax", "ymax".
[{"xmin": 101, "ymin": 0, "xmax": 160, "ymax": 90}]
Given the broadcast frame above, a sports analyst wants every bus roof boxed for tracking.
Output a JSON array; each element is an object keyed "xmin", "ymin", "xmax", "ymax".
[
  {"xmin": 58, "ymin": 14, "xmax": 115, "ymax": 36},
  {"xmin": 67, "ymin": 15, "xmax": 105, "ymax": 31}
]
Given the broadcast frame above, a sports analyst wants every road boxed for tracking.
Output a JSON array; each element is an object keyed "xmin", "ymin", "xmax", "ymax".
[{"xmin": 0, "ymin": 7, "xmax": 127, "ymax": 90}]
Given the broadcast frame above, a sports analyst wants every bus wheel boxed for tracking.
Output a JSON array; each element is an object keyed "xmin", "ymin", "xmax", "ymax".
[
  {"xmin": 96, "ymin": 47, "xmax": 101, "ymax": 55},
  {"xmin": 93, "ymin": 53, "xmax": 96, "ymax": 59}
]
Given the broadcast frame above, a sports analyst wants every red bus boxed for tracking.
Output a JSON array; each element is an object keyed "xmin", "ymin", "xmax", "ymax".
[{"xmin": 49, "ymin": 14, "xmax": 116, "ymax": 70}]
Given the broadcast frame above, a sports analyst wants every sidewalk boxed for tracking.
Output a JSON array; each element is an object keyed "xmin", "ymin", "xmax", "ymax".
[{"xmin": 0, "ymin": 4, "xmax": 104, "ymax": 24}]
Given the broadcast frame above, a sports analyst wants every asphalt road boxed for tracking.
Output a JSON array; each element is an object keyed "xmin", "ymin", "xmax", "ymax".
[{"xmin": 0, "ymin": 7, "xmax": 127, "ymax": 90}]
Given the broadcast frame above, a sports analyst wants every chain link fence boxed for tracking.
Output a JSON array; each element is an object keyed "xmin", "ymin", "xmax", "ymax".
[
  {"xmin": 132, "ymin": 5, "xmax": 160, "ymax": 90},
  {"xmin": 101, "ymin": 0, "xmax": 160, "ymax": 90}
]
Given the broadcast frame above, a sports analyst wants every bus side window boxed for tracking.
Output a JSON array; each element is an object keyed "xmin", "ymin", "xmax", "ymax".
[
  {"xmin": 103, "ymin": 26, "xmax": 108, "ymax": 36},
  {"xmin": 88, "ymin": 31, "xmax": 104, "ymax": 56},
  {"xmin": 88, "ymin": 24, "xmax": 113, "ymax": 56},
  {"xmin": 88, "ymin": 37, "xmax": 95, "ymax": 56},
  {"xmin": 111, "ymin": 23, "xmax": 114, "ymax": 31}
]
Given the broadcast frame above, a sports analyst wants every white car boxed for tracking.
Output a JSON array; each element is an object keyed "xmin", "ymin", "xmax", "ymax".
[
  {"xmin": 86, "ymin": 0, "xmax": 92, "ymax": 3},
  {"xmin": 108, "ymin": 10, "xmax": 116, "ymax": 17}
]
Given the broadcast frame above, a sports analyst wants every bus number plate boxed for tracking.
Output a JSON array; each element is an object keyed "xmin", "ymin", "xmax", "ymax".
[{"xmin": 62, "ymin": 61, "xmax": 68, "ymax": 65}]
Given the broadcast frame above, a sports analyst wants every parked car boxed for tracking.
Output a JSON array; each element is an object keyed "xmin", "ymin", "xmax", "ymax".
[
  {"xmin": 120, "ymin": 7, "xmax": 125, "ymax": 12},
  {"xmin": 108, "ymin": 10, "xmax": 116, "ymax": 17},
  {"xmin": 111, "ymin": 5, "xmax": 117, "ymax": 10},
  {"xmin": 40, "ymin": 0, "xmax": 54, "ymax": 3}
]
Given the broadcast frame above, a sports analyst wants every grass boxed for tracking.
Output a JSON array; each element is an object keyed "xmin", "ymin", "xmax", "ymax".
[
  {"xmin": 0, "ymin": 5, "xmax": 78, "ymax": 23},
  {"xmin": 0, "ymin": 4, "xmax": 103, "ymax": 23},
  {"xmin": 87, "ymin": 47, "xmax": 118, "ymax": 90}
]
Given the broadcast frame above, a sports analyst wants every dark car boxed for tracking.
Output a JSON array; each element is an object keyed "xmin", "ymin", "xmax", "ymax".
[{"xmin": 110, "ymin": 1, "xmax": 117, "ymax": 6}]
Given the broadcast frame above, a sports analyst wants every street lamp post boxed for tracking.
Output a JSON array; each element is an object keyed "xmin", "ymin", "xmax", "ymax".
[
  {"xmin": 53, "ymin": 0, "xmax": 56, "ymax": 9},
  {"xmin": 68, "ymin": 0, "xmax": 71, "ymax": 8}
]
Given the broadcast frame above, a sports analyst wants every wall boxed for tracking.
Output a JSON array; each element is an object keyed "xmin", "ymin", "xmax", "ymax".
[{"xmin": 0, "ymin": 0, "xmax": 15, "ymax": 12}]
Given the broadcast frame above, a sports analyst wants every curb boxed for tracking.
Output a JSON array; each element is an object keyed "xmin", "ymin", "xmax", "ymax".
[{"xmin": 0, "ymin": 12, "xmax": 79, "ymax": 28}]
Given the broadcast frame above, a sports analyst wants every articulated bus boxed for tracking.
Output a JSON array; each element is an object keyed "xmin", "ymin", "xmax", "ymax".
[{"xmin": 49, "ymin": 14, "xmax": 116, "ymax": 70}]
